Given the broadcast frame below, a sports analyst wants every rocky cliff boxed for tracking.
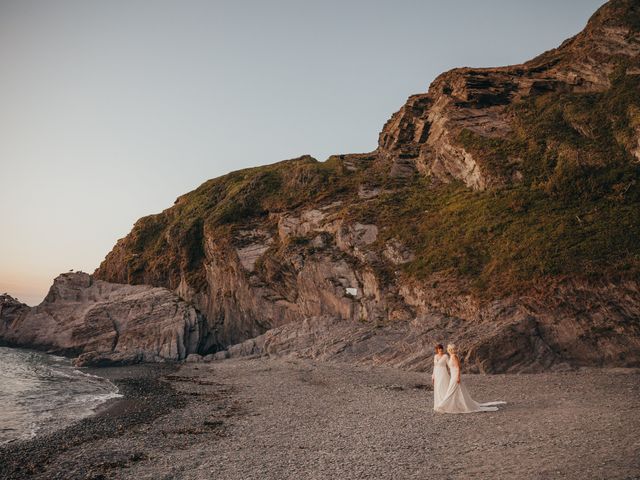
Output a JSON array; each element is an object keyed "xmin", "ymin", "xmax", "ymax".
[
  {"xmin": 0, "ymin": 272, "xmax": 205, "ymax": 366},
  {"xmin": 91, "ymin": 0, "xmax": 640, "ymax": 372},
  {"xmin": 378, "ymin": 0, "xmax": 640, "ymax": 189},
  {"xmin": 3, "ymin": 1, "xmax": 639, "ymax": 372}
]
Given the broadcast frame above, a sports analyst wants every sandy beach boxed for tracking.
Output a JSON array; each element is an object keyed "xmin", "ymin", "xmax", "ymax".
[{"xmin": 1, "ymin": 358, "xmax": 639, "ymax": 480}]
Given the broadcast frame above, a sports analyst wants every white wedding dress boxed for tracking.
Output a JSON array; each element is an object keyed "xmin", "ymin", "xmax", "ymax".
[
  {"xmin": 431, "ymin": 354, "xmax": 450, "ymax": 410},
  {"xmin": 435, "ymin": 356, "xmax": 506, "ymax": 414}
]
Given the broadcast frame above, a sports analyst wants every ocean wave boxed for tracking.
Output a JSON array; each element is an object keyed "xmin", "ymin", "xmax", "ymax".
[{"xmin": 0, "ymin": 347, "xmax": 122, "ymax": 445}]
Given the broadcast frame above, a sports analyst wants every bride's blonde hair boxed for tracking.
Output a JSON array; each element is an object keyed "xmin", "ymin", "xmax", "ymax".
[{"xmin": 447, "ymin": 343, "xmax": 456, "ymax": 354}]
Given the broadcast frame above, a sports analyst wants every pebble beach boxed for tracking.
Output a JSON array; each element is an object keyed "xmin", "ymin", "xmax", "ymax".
[{"xmin": 1, "ymin": 358, "xmax": 638, "ymax": 479}]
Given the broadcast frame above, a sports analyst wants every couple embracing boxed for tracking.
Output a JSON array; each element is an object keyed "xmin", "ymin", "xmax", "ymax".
[{"xmin": 432, "ymin": 343, "xmax": 506, "ymax": 414}]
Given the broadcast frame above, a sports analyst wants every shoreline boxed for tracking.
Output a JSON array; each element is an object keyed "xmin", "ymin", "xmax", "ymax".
[
  {"xmin": 0, "ymin": 363, "xmax": 189, "ymax": 480},
  {"xmin": 83, "ymin": 363, "xmax": 176, "ymax": 417},
  {"xmin": 1, "ymin": 358, "xmax": 639, "ymax": 479}
]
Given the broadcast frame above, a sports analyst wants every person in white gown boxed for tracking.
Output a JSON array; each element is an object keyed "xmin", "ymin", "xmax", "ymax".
[
  {"xmin": 431, "ymin": 343, "xmax": 450, "ymax": 410},
  {"xmin": 435, "ymin": 344, "xmax": 506, "ymax": 414}
]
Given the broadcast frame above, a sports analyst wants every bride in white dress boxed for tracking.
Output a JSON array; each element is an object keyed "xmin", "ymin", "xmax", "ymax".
[
  {"xmin": 435, "ymin": 344, "xmax": 506, "ymax": 414},
  {"xmin": 431, "ymin": 344, "xmax": 450, "ymax": 410}
]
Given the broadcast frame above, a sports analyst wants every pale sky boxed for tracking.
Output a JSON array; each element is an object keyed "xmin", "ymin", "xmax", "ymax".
[{"xmin": 0, "ymin": 0, "xmax": 604, "ymax": 305}]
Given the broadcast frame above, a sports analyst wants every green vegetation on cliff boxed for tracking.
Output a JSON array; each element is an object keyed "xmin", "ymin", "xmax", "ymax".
[
  {"xmin": 458, "ymin": 68, "xmax": 640, "ymax": 199},
  {"xmin": 435, "ymin": 68, "xmax": 640, "ymax": 293},
  {"xmin": 106, "ymin": 155, "xmax": 378, "ymax": 289}
]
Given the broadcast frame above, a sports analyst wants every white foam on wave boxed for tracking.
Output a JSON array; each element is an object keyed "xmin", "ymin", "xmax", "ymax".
[
  {"xmin": 48, "ymin": 354, "xmax": 68, "ymax": 361},
  {"xmin": 0, "ymin": 347, "xmax": 124, "ymax": 445}
]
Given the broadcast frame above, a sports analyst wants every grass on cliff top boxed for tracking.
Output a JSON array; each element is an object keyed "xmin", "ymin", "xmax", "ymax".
[
  {"xmin": 172, "ymin": 154, "xmax": 381, "ymax": 226},
  {"xmin": 353, "ymin": 176, "xmax": 640, "ymax": 296},
  {"xmin": 115, "ymin": 154, "xmax": 386, "ymax": 288},
  {"xmin": 458, "ymin": 66, "xmax": 640, "ymax": 194},
  {"xmin": 368, "ymin": 67, "xmax": 640, "ymax": 295}
]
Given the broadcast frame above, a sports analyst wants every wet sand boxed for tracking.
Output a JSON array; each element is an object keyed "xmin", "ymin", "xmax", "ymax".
[{"xmin": 1, "ymin": 358, "xmax": 638, "ymax": 479}]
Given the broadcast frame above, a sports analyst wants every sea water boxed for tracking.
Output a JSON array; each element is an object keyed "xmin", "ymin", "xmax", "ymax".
[{"xmin": 0, "ymin": 346, "xmax": 121, "ymax": 445}]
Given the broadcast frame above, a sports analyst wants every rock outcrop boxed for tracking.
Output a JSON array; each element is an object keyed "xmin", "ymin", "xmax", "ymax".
[
  {"xmin": 0, "ymin": 272, "xmax": 205, "ymax": 366},
  {"xmin": 210, "ymin": 279, "xmax": 640, "ymax": 373},
  {"xmin": 377, "ymin": 0, "xmax": 640, "ymax": 189},
  {"xmin": 0, "ymin": 294, "xmax": 30, "ymax": 325}
]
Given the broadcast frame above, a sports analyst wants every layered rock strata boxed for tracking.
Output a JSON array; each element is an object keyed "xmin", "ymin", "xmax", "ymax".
[{"xmin": 0, "ymin": 272, "xmax": 204, "ymax": 366}]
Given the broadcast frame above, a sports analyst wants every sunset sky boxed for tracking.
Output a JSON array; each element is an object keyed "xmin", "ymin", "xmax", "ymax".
[{"xmin": 0, "ymin": 0, "xmax": 604, "ymax": 305}]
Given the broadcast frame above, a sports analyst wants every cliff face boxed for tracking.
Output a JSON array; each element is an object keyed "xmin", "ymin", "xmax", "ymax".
[
  {"xmin": 0, "ymin": 272, "xmax": 205, "ymax": 366},
  {"xmin": 86, "ymin": 0, "xmax": 640, "ymax": 372},
  {"xmin": 211, "ymin": 278, "xmax": 640, "ymax": 373}
]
